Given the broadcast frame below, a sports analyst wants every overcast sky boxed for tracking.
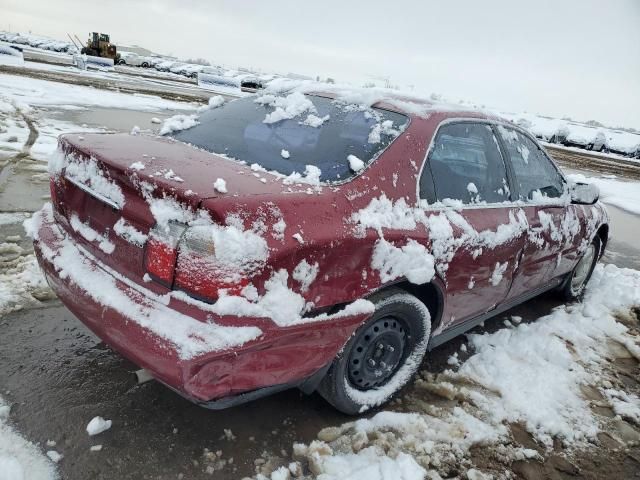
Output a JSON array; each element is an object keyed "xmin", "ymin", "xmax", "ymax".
[{"xmin": 3, "ymin": 0, "xmax": 639, "ymax": 129}]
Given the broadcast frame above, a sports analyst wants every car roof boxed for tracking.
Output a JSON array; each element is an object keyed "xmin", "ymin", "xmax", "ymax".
[{"xmin": 275, "ymin": 85, "xmax": 504, "ymax": 122}]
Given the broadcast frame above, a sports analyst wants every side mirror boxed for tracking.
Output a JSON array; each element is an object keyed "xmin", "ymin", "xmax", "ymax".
[{"xmin": 570, "ymin": 182, "xmax": 599, "ymax": 205}]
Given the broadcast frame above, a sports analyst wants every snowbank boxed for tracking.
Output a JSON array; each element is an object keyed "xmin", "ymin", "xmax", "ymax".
[
  {"xmin": 0, "ymin": 43, "xmax": 24, "ymax": 66},
  {"xmin": 0, "ymin": 73, "xmax": 198, "ymax": 112},
  {"xmin": 0, "ymin": 397, "xmax": 59, "ymax": 480}
]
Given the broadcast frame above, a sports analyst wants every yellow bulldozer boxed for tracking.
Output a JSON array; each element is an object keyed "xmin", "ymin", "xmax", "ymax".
[{"xmin": 80, "ymin": 32, "xmax": 120, "ymax": 62}]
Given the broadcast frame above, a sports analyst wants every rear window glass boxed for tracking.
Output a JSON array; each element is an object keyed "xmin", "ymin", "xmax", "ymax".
[{"xmin": 167, "ymin": 95, "xmax": 407, "ymax": 182}]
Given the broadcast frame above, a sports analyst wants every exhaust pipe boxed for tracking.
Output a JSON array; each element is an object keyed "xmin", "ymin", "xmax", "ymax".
[{"xmin": 134, "ymin": 368, "xmax": 154, "ymax": 384}]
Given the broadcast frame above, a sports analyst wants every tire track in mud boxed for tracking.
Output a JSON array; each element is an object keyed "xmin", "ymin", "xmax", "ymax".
[{"xmin": 13, "ymin": 108, "xmax": 39, "ymax": 161}]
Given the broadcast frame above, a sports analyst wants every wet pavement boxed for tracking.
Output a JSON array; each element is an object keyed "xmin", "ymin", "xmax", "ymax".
[{"xmin": 1, "ymin": 105, "xmax": 640, "ymax": 478}]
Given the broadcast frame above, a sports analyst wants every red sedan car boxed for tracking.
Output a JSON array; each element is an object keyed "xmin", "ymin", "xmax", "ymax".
[{"xmin": 30, "ymin": 89, "xmax": 608, "ymax": 414}]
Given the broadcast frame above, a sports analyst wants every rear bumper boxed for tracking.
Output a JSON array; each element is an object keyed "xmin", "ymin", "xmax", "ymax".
[{"xmin": 32, "ymin": 204, "xmax": 369, "ymax": 405}]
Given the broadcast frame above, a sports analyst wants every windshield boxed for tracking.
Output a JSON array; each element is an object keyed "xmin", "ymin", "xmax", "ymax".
[{"xmin": 167, "ymin": 95, "xmax": 408, "ymax": 182}]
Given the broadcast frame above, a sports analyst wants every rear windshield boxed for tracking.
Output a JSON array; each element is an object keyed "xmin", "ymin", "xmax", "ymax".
[{"xmin": 168, "ymin": 95, "xmax": 408, "ymax": 182}]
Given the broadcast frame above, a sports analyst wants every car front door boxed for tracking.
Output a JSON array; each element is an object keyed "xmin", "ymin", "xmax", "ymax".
[
  {"xmin": 419, "ymin": 121, "xmax": 527, "ymax": 334},
  {"xmin": 494, "ymin": 125, "xmax": 575, "ymax": 300}
]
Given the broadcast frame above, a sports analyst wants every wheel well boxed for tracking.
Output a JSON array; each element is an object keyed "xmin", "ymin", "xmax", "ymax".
[
  {"xmin": 596, "ymin": 224, "xmax": 609, "ymax": 255},
  {"xmin": 393, "ymin": 281, "xmax": 444, "ymax": 332}
]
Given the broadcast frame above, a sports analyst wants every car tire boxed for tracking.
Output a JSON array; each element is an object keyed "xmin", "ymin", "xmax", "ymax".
[
  {"xmin": 141, "ymin": 62, "xmax": 149, "ymax": 68},
  {"xmin": 560, "ymin": 236, "xmax": 600, "ymax": 301},
  {"xmin": 317, "ymin": 288, "xmax": 431, "ymax": 415}
]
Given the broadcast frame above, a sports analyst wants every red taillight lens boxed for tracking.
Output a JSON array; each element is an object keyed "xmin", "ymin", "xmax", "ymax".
[
  {"xmin": 144, "ymin": 222, "xmax": 186, "ymax": 286},
  {"xmin": 174, "ymin": 226, "xmax": 249, "ymax": 301}
]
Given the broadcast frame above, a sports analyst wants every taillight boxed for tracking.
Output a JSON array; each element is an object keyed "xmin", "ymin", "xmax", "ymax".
[
  {"xmin": 144, "ymin": 222, "xmax": 186, "ymax": 286},
  {"xmin": 174, "ymin": 225, "xmax": 249, "ymax": 301}
]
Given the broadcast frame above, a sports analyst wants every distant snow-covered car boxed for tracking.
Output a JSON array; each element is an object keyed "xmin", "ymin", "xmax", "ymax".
[
  {"xmin": 169, "ymin": 63, "xmax": 189, "ymax": 75},
  {"xmin": 32, "ymin": 90, "xmax": 609, "ymax": 414},
  {"xmin": 117, "ymin": 52, "xmax": 151, "ymax": 68},
  {"xmin": 563, "ymin": 125, "xmax": 607, "ymax": 152},
  {"xmin": 155, "ymin": 60, "xmax": 178, "ymax": 72},
  {"xmin": 605, "ymin": 131, "xmax": 640, "ymax": 158},
  {"xmin": 182, "ymin": 64, "xmax": 204, "ymax": 78}
]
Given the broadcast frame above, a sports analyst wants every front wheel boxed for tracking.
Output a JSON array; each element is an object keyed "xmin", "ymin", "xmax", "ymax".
[
  {"xmin": 318, "ymin": 288, "xmax": 431, "ymax": 415},
  {"xmin": 561, "ymin": 236, "xmax": 600, "ymax": 301}
]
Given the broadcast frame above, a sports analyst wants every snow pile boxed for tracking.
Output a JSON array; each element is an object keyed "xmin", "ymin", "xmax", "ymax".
[
  {"xmin": 129, "ymin": 161, "xmax": 145, "ymax": 171},
  {"xmin": 348, "ymin": 154, "xmax": 365, "ymax": 172},
  {"xmin": 173, "ymin": 261, "xmax": 374, "ymax": 328},
  {"xmin": 69, "ymin": 214, "xmax": 115, "ymax": 254},
  {"xmin": 0, "ymin": 252, "xmax": 51, "ymax": 317},
  {"xmin": 452, "ymin": 263, "xmax": 640, "ymax": 447},
  {"xmin": 213, "ymin": 178, "xmax": 228, "ymax": 193},
  {"xmin": 0, "ymin": 43, "xmax": 24, "ymax": 67},
  {"xmin": 282, "ymin": 165, "xmax": 322, "ymax": 186},
  {"xmin": 368, "ymin": 120, "xmax": 399, "ymax": 144},
  {"xmin": 371, "ymin": 239, "xmax": 435, "ymax": 285},
  {"xmin": 300, "ymin": 113, "xmax": 330, "ymax": 128},
  {"xmin": 255, "ymin": 92, "xmax": 316, "ymax": 124},
  {"xmin": 294, "ymin": 441, "xmax": 425, "ymax": 480},
  {"xmin": 86, "ymin": 416, "xmax": 111, "ymax": 436},
  {"xmin": 255, "ymin": 263, "xmax": 640, "ymax": 478},
  {"xmin": 197, "ymin": 95, "xmax": 225, "ymax": 113},
  {"xmin": 489, "ymin": 261, "xmax": 508, "ymax": 286},
  {"xmin": 56, "ymin": 151, "xmax": 125, "ymax": 209},
  {"xmin": 0, "ymin": 397, "xmax": 59, "ymax": 480},
  {"xmin": 292, "ymin": 259, "xmax": 319, "ymax": 292},
  {"xmin": 113, "ymin": 218, "xmax": 147, "ymax": 247},
  {"xmin": 159, "ymin": 114, "xmax": 199, "ymax": 135},
  {"xmin": 567, "ymin": 173, "xmax": 640, "ymax": 215},
  {"xmin": 0, "ymin": 73, "xmax": 197, "ymax": 112},
  {"xmin": 161, "ymin": 169, "xmax": 183, "ymax": 182}
]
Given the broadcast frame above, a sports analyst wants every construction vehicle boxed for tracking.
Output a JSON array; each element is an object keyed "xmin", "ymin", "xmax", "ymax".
[{"xmin": 80, "ymin": 32, "xmax": 120, "ymax": 63}]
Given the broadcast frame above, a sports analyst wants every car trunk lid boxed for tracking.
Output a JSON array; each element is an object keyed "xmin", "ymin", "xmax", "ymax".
[{"xmin": 50, "ymin": 133, "xmax": 290, "ymax": 286}]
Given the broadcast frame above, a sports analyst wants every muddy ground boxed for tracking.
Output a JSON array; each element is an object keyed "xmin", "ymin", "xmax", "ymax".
[{"xmin": 1, "ymin": 72, "xmax": 639, "ymax": 479}]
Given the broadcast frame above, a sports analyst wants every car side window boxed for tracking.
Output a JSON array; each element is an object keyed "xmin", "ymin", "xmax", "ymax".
[
  {"xmin": 423, "ymin": 123, "xmax": 510, "ymax": 204},
  {"xmin": 497, "ymin": 125, "xmax": 565, "ymax": 201}
]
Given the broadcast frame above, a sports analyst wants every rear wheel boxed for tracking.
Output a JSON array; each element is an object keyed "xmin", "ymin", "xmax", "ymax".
[
  {"xmin": 318, "ymin": 288, "xmax": 431, "ymax": 415},
  {"xmin": 561, "ymin": 236, "xmax": 600, "ymax": 301}
]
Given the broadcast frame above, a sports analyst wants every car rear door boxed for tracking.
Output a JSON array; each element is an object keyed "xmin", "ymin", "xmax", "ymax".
[
  {"xmin": 494, "ymin": 125, "xmax": 573, "ymax": 299},
  {"xmin": 418, "ymin": 121, "xmax": 526, "ymax": 333}
]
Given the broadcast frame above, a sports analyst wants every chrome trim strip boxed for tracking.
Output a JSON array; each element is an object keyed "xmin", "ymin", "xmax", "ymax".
[{"xmin": 64, "ymin": 175, "xmax": 122, "ymax": 210}]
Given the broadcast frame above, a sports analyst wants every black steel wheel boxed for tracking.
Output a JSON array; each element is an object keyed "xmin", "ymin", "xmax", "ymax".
[
  {"xmin": 317, "ymin": 288, "xmax": 431, "ymax": 415},
  {"xmin": 347, "ymin": 315, "xmax": 408, "ymax": 390}
]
